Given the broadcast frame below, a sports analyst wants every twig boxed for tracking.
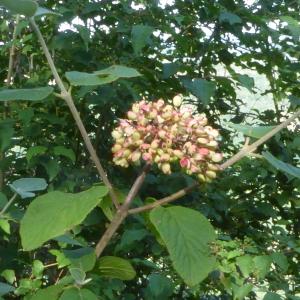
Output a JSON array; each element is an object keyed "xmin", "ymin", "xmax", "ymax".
[
  {"xmin": 29, "ymin": 18, "xmax": 119, "ymax": 209},
  {"xmin": 95, "ymin": 164, "xmax": 150, "ymax": 258},
  {"xmin": 129, "ymin": 109, "xmax": 300, "ymax": 214},
  {"xmin": 0, "ymin": 193, "xmax": 18, "ymax": 217},
  {"xmin": 0, "ymin": 15, "xmax": 20, "ymax": 191},
  {"xmin": 128, "ymin": 182, "xmax": 198, "ymax": 214}
]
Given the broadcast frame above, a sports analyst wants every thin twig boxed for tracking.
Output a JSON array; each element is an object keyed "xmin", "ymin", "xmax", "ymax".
[
  {"xmin": 0, "ymin": 193, "xmax": 18, "ymax": 217},
  {"xmin": 95, "ymin": 164, "xmax": 150, "ymax": 258},
  {"xmin": 0, "ymin": 15, "xmax": 20, "ymax": 191},
  {"xmin": 129, "ymin": 109, "xmax": 300, "ymax": 214},
  {"xmin": 29, "ymin": 18, "xmax": 119, "ymax": 209}
]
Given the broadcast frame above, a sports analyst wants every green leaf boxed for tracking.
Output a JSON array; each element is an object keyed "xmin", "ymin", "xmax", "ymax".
[
  {"xmin": 182, "ymin": 78, "xmax": 216, "ymax": 105},
  {"xmin": 20, "ymin": 186, "xmax": 108, "ymax": 250},
  {"xmin": 219, "ymin": 11, "xmax": 242, "ymax": 25},
  {"xmin": 53, "ymin": 146, "xmax": 76, "ymax": 163},
  {"xmin": 63, "ymin": 247, "xmax": 96, "ymax": 272},
  {"xmin": 0, "ymin": 87, "xmax": 53, "ymax": 101},
  {"xmin": 29, "ymin": 285, "xmax": 65, "ymax": 300},
  {"xmin": 98, "ymin": 256, "xmax": 136, "ymax": 281},
  {"xmin": 236, "ymin": 255, "xmax": 254, "ymax": 277},
  {"xmin": 0, "ymin": 0, "xmax": 38, "ymax": 16},
  {"xmin": 0, "ymin": 282, "xmax": 15, "ymax": 296},
  {"xmin": 1, "ymin": 270, "xmax": 15, "ymax": 285},
  {"xmin": 59, "ymin": 288, "xmax": 98, "ymax": 300},
  {"xmin": 232, "ymin": 283, "xmax": 253, "ymax": 300},
  {"xmin": 41, "ymin": 159, "xmax": 60, "ymax": 181},
  {"xmin": 0, "ymin": 193, "xmax": 8, "ymax": 209},
  {"xmin": 0, "ymin": 220, "xmax": 10, "ymax": 234},
  {"xmin": 237, "ymin": 74, "xmax": 254, "ymax": 91},
  {"xmin": 0, "ymin": 120, "xmax": 14, "ymax": 151},
  {"xmin": 94, "ymin": 65, "xmax": 141, "ymax": 78},
  {"xmin": 150, "ymin": 206, "xmax": 216, "ymax": 286},
  {"xmin": 147, "ymin": 274, "xmax": 174, "ymax": 298},
  {"xmin": 227, "ymin": 123, "xmax": 275, "ymax": 139},
  {"xmin": 69, "ymin": 268, "xmax": 86, "ymax": 285},
  {"xmin": 263, "ymin": 292, "xmax": 282, "ymax": 300},
  {"xmin": 131, "ymin": 25, "xmax": 154, "ymax": 54},
  {"xmin": 65, "ymin": 71, "xmax": 118, "ymax": 86},
  {"xmin": 281, "ymin": 16, "xmax": 300, "ymax": 40},
  {"xmin": 26, "ymin": 146, "xmax": 47, "ymax": 162},
  {"xmin": 262, "ymin": 151, "xmax": 300, "ymax": 179},
  {"xmin": 9, "ymin": 178, "xmax": 47, "ymax": 199},
  {"xmin": 271, "ymin": 252, "xmax": 289, "ymax": 272},
  {"xmin": 34, "ymin": 6, "xmax": 62, "ymax": 17},
  {"xmin": 253, "ymin": 255, "xmax": 272, "ymax": 279},
  {"xmin": 66, "ymin": 65, "xmax": 140, "ymax": 87},
  {"xmin": 54, "ymin": 234, "xmax": 83, "ymax": 247},
  {"xmin": 74, "ymin": 25, "xmax": 90, "ymax": 51},
  {"xmin": 32, "ymin": 260, "xmax": 44, "ymax": 278}
]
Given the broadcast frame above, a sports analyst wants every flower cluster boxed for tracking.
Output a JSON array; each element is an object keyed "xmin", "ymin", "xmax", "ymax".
[{"xmin": 111, "ymin": 96, "xmax": 222, "ymax": 182}]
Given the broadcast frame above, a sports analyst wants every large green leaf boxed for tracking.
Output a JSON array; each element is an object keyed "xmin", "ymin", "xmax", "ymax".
[
  {"xmin": 20, "ymin": 186, "xmax": 108, "ymax": 250},
  {"xmin": 9, "ymin": 178, "xmax": 48, "ymax": 199},
  {"xmin": 227, "ymin": 123, "xmax": 275, "ymax": 139},
  {"xmin": 150, "ymin": 206, "xmax": 216, "ymax": 286},
  {"xmin": 262, "ymin": 151, "xmax": 300, "ymax": 179},
  {"xmin": 0, "ymin": 0, "xmax": 38, "ymax": 16},
  {"xmin": 182, "ymin": 78, "xmax": 216, "ymax": 105},
  {"xmin": 0, "ymin": 87, "xmax": 53, "ymax": 101},
  {"xmin": 29, "ymin": 285, "xmax": 64, "ymax": 300},
  {"xmin": 281, "ymin": 16, "xmax": 300, "ymax": 40},
  {"xmin": 131, "ymin": 25, "xmax": 154, "ymax": 54},
  {"xmin": 98, "ymin": 256, "xmax": 136, "ymax": 281},
  {"xmin": 94, "ymin": 65, "xmax": 141, "ymax": 78},
  {"xmin": 59, "ymin": 288, "xmax": 98, "ymax": 300},
  {"xmin": 66, "ymin": 65, "xmax": 140, "ymax": 86}
]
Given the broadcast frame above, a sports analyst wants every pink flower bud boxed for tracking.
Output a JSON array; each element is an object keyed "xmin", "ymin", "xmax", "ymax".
[
  {"xmin": 198, "ymin": 148, "xmax": 210, "ymax": 156},
  {"xmin": 173, "ymin": 149, "xmax": 183, "ymax": 158},
  {"xmin": 151, "ymin": 140, "xmax": 159, "ymax": 149},
  {"xmin": 180, "ymin": 157, "xmax": 190, "ymax": 168},
  {"xmin": 142, "ymin": 153, "xmax": 152, "ymax": 161},
  {"xmin": 197, "ymin": 138, "xmax": 209, "ymax": 144},
  {"xmin": 161, "ymin": 153, "xmax": 170, "ymax": 161},
  {"xmin": 158, "ymin": 130, "xmax": 167, "ymax": 139},
  {"xmin": 211, "ymin": 152, "xmax": 223, "ymax": 163},
  {"xmin": 131, "ymin": 151, "xmax": 141, "ymax": 162}
]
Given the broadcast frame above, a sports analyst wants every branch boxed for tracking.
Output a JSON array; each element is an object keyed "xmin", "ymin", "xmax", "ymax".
[
  {"xmin": 130, "ymin": 108, "xmax": 300, "ymax": 214},
  {"xmin": 95, "ymin": 164, "xmax": 150, "ymax": 258},
  {"xmin": 29, "ymin": 18, "xmax": 119, "ymax": 209},
  {"xmin": 0, "ymin": 193, "xmax": 18, "ymax": 217},
  {"xmin": 0, "ymin": 15, "xmax": 20, "ymax": 191}
]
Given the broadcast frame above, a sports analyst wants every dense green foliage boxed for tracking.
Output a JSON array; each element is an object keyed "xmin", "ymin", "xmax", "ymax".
[{"xmin": 0, "ymin": 0, "xmax": 299, "ymax": 299}]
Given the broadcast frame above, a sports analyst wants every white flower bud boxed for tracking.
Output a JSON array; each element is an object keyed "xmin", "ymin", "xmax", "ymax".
[{"xmin": 173, "ymin": 94, "xmax": 183, "ymax": 107}]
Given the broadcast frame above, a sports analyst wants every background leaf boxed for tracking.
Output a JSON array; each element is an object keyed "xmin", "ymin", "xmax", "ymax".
[{"xmin": 0, "ymin": 87, "xmax": 53, "ymax": 101}]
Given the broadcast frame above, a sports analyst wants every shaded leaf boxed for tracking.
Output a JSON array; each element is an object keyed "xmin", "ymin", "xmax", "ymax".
[
  {"xmin": 227, "ymin": 123, "xmax": 275, "ymax": 139},
  {"xmin": 0, "ymin": 282, "xmax": 15, "ymax": 296},
  {"xmin": 26, "ymin": 146, "xmax": 47, "ymax": 162},
  {"xmin": 262, "ymin": 151, "xmax": 300, "ymax": 179},
  {"xmin": 150, "ymin": 206, "xmax": 216, "ymax": 286},
  {"xmin": 0, "ymin": 0, "xmax": 38, "ymax": 16},
  {"xmin": 20, "ymin": 186, "xmax": 108, "ymax": 250},
  {"xmin": 237, "ymin": 74, "xmax": 254, "ymax": 91},
  {"xmin": 9, "ymin": 178, "xmax": 47, "ymax": 199},
  {"xmin": 182, "ymin": 78, "xmax": 216, "ymax": 105},
  {"xmin": 94, "ymin": 65, "xmax": 141, "ymax": 78},
  {"xmin": 131, "ymin": 25, "xmax": 154, "ymax": 54},
  {"xmin": 219, "ymin": 11, "xmax": 242, "ymax": 25},
  {"xmin": 34, "ymin": 7, "xmax": 61, "ymax": 17},
  {"xmin": 29, "ymin": 285, "xmax": 64, "ymax": 300},
  {"xmin": 98, "ymin": 256, "xmax": 136, "ymax": 281},
  {"xmin": 59, "ymin": 288, "xmax": 98, "ymax": 300},
  {"xmin": 0, "ymin": 87, "xmax": 53, "ymax": 101},
  {"xmin": 53, "ymin": 146, "xmax": 75, "ymax": 163}
]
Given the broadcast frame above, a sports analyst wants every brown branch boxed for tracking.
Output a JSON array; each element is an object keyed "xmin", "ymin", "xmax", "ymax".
[
  {"xmin": 0, "ymin": 15, "xmax": 20, "ymax": 191},
  {"xmin": 129, "ymin": 108, "xmax": 300, "ymax": 214},
  {"xmin": 95, "ymin": 164, "xmax": 150, "ymax": 258},
  {"xmin": 29, "ymin": 18, "xmax": 119, "ymax": 209}
]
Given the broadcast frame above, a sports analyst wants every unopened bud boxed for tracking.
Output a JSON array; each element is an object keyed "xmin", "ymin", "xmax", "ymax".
[
  {"xmin": 112, "ymin": 130, "xmax": 122, "ymax": 140},
  {"xmin": 211, "ymin": 152, "xmax": 223, "ymax": 163},
  {"xmin": 173, "ymin": 94, "xmax": 183, "ymax": 107},
  {"xmin": 112, "ymin": 144, "xmax": 122, "ymax": 153},
  {"xmin": 161, "ymin": 163, "xmax": 171, "ymax": 174},
  {"xmin": 131, "ymin": 151, "xmax": 141, "ymax": 162},
  {"xmin": 127, "ymin": 111, "xmax": 137, "ymax": 120},
  {"xmin": 132, "ymin": 131, "xmax": 141, "ymax": 141},
  {"xmin": 206, "ymin": 170, "xmax": 217, "ymax": 179}
]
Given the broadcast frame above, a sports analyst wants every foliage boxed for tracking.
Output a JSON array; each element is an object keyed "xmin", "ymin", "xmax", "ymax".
[{"xmin": 0, "ymin": 0, "xmax": 299, "ymax": 299}]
